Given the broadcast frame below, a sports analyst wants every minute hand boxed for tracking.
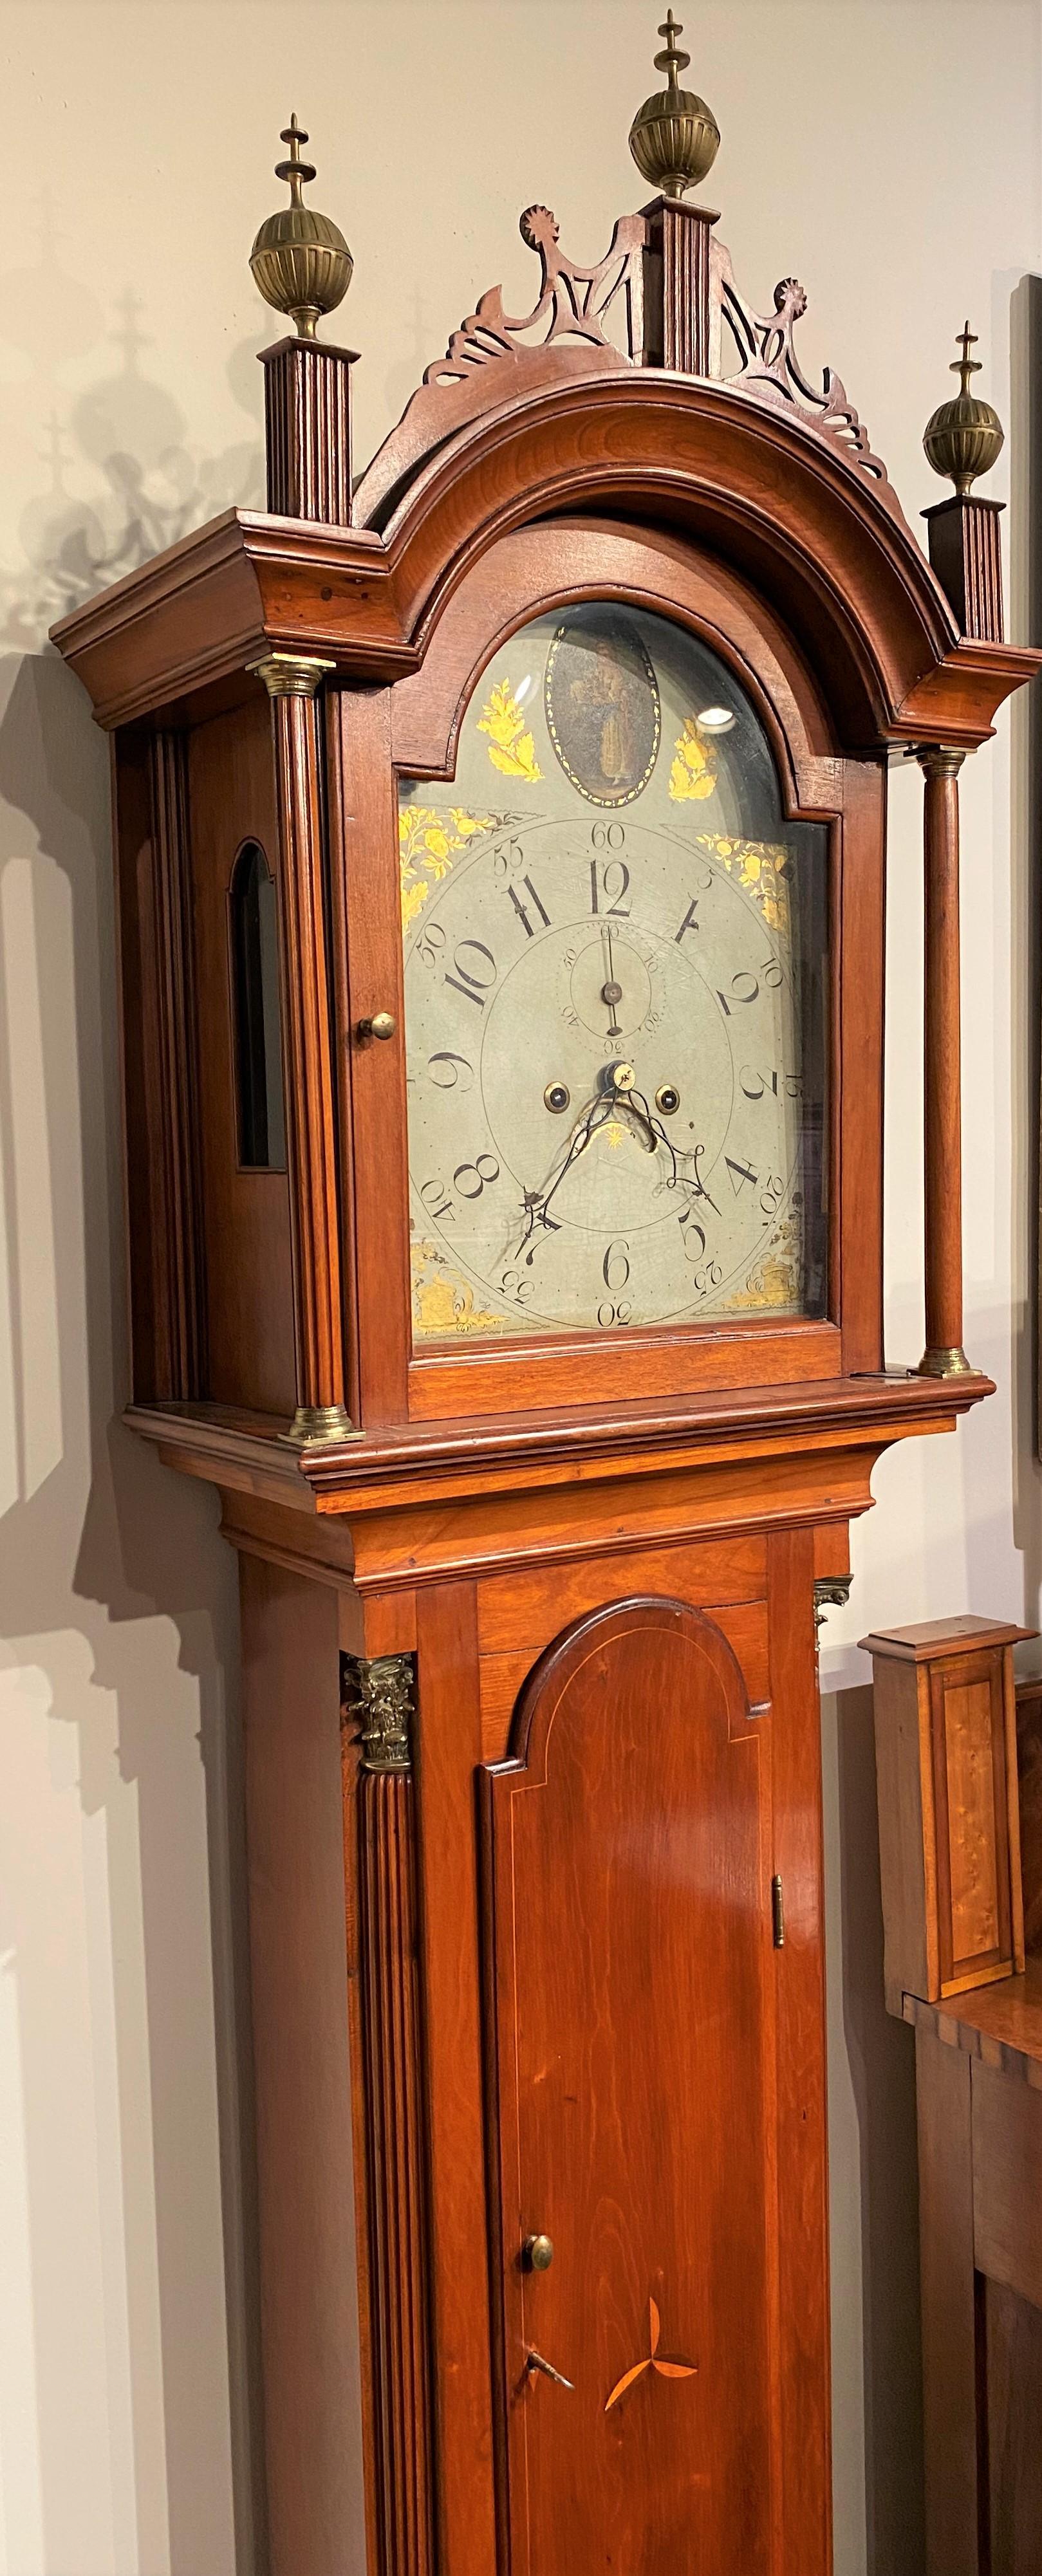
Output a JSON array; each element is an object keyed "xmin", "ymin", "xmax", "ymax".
[{"xmin": 514, "ymin": 1090, "xmax": 613, "ymax": 1256}]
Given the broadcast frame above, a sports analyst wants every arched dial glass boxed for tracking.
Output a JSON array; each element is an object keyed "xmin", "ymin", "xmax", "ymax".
[{"xmin": 400, "ymin": 605, "xmax": 828, "ymax": 1343}]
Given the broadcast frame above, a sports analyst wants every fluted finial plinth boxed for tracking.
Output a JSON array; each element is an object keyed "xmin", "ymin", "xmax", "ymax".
[
  {"xmin": 629, "ymin": 12, "xmax": 720, "ymax": 202},
  {"xmin": 923, "ymin": 321, "xmax": 1004, "ymax": 497},
  {"xmin": 250, "ymin": 113, "xmax": 353, "ymax": 340}
]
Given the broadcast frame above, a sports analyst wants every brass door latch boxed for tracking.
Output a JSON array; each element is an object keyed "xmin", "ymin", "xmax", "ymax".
[{"xmin": 525, "ymin": 2349, "xmax": 574, "ymax": 2390}]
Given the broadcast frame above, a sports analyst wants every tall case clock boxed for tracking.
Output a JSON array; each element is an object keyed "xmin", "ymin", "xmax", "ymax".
[{"xmin": 53, "ymin": 23, "xmax": 1038, "ymax": 2575}]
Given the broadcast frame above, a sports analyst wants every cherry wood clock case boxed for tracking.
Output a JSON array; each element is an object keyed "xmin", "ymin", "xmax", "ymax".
[{"xmin": 53, "ymin": 53, "xmax": 1039, "ymax": 2576}]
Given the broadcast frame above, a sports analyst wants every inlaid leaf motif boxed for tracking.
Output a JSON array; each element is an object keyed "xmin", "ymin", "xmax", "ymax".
[
  {"xmin": 604, "ymin": 2296, "xmax": 697, "ymax": 2411},
  {"xmin": 604, "ymin": 2357, "xmax": 650, "ymax": 2413}
]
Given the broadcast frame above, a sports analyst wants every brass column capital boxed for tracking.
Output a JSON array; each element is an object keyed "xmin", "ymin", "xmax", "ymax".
[
  {"xmin": 813, "ymin": 1575, "xmax": 853, "ymax": 1642},
  {"xmin": 342, "ymin": 1654, "xmax": 416, "ymax": 1772},
  {"xmin": 248, "ymin": 651, "xmax": 336, "ymax": 698},
  {"xmin": 916, "ymin": 745, "xmax": 966, "ymax": 781}
]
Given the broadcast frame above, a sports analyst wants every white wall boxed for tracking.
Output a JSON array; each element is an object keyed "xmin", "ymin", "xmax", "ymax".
[{"xmin": 0, "ymin": 3, "xmax": 1037, "ymax": 2569}]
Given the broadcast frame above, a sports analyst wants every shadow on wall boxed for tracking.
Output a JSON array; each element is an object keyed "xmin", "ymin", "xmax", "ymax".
[
  {"xmin": 0, "ymin": 207, "xmax": 268, "ymax": 2576},
  {"xmin": 824, "ymin": 1681, "xmax": 924, "ymax": 2576},
  {"xmin": 0, "ymin": 199, "xmax": 265, "ymax": 651}
]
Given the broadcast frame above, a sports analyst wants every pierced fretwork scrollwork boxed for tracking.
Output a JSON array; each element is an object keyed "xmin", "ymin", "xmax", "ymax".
[
  {"xmin": 355, "ymin": 192, "xmax": 899, "ymax": 531},
  {"xmin": 719, "ymin": 266, "xmax": 889, "ymax": 485},
  {"xmin": 341, "ymin": 1652, "xmax": 415, "ymax": 1771},
  {"xmin": 423, "ymin": 203, "xmax": 649, "ymax": 387}
]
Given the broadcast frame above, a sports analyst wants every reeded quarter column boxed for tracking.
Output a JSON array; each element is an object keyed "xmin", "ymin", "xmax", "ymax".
[
  {"xmin": 918, "ymin": 746, "xmax": 972, "ymax": 1378},
  {"xmin": 342, "ymin": 1654, "xmax": 435, "ymax": 2576},
  {"xmin": 251, "ymin": 651, "xmax": 356, "ymax": 1441}
]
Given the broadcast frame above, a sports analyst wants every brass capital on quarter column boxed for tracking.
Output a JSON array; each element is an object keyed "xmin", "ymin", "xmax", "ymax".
[
  {"xmin": 250, "ymin": 646, "xmax": 358, "ymax": 1444},
  {"xmin": 916, "ymin": 741, "xmax": 973, "ymax": 1380},
  {"xmin": 342, "ymin": 1654, "xmax": 416, "ymax": 1771},
  {"xmin": 918, "ymin": 745, "xmax": 965, "ymax": 783},
  {"xmin": 249, "ymin": 650, "xmax": 336, "ymax": 698}
]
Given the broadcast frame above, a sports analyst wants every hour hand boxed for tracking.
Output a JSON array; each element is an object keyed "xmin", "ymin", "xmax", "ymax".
[{"xmin": 626, "ymin": 1080, "xmax": 721, "ymax": 1213}]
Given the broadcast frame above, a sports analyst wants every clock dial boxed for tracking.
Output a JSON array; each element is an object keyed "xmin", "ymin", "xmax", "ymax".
[{"xmin": 400, "ymin": 605, "xmax": 827, "ymax": 1342}]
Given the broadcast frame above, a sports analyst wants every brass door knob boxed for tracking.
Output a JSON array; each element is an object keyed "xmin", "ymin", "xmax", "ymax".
[
  {"xmin": 522, "ymin": 2233, "xmax": 554, "ymax": 2272},
  {"xmin": 357, "ymin": 1010, "xmax": 396, "ymax": 1042}
]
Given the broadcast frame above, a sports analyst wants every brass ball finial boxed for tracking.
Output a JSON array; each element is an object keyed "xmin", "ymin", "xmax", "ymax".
[
  {"xmin": 923, "ymin": 320, "xmax": 1004, "ymax": 497},
  {"xmin": 250, "ymin": 115, "xmax": 353, "ymax": 340},
  {"xmin": 629, "ymin": 12, "xmax": 720, "ymax": 202}
]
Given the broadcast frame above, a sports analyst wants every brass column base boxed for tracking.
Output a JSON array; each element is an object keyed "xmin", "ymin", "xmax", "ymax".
[
  {"xmin": 279, "ymin": 1403, "xmax": 362, "ymax": 1447},
  {"xmin": 916, "ymin": 1346, "xmax": 974, "ymax": 1379}
]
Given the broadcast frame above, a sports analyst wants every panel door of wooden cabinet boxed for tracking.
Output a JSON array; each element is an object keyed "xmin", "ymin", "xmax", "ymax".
[{"xmin": 481, "ymin": 1596, "xmax": 779, "ymax": 2576}]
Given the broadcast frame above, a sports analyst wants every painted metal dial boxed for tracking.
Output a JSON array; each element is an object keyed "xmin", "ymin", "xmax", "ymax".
[{"xmin": 400, "ymin": 606, "xmax": 826, "ymax": 1343}]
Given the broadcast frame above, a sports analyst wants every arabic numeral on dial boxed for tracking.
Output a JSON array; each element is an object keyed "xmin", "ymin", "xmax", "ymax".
[
  {"xmin": 589, "ymin": 857, "xmax": 631, "ymax": 918},
  {"xmin": 516, "ymin": 1209, "xmax": 561, "ymax": 1269},
  {"xmin": 445, "ymin": 938, "xmax": 497, "ymax": 1007},
  {"xmin": 678, "ymin": 1211, "xmax": 707, "ymax": 1263},
  {"xmin": 420, "ymin": 1176, "xmax": 454, "ymax": 1222},
  {"xmin": 739, "ymin": 1066, "xmax": 801, "ymax": 1100},
  {"xmin": 761, "ymin": 954, "xmax": 784, "ymax": 989},
  {"xmin": 602, "ymin": 1239, "xmax": 631, "ymax": 1292},
  {"xmin": 591, "ymin": 822, "xmax": 626, "ymax": 851},
  {"xmin": 716, "ymin": 970, "xmax": 759, "ymax": 1014},
  {"xmin": 759, "ymin": 1172, "xmax": 785, "ymax": 1215},
  {"xmin": 427, "ymin": 1050, "xmax": 474, "ymax": 1091},
  {"xmin": 693, "ymin": 1261, "xmax": 723, "ymax": 1297},
  {"xmin": 597, "ymin": 1299, "xmax": 633, "ymax": 1328},
  {"xmin": 726, "ymin": 1156, "xmax": 758, "ymax": 1196},
  {"xmin": 491, "ymin": 835, "xmax": 524, "ymax": 878},
  {"xmin": 452, "ymin": 1153, "xmax": 500, "ymax": 1201},
  {"xmin": 417, "ymin": 920, "xmax": 447, "ymax": 970},
  {"xmin": 499, "ymin": 1266, "xmax": 533, "ymax": 1303}
]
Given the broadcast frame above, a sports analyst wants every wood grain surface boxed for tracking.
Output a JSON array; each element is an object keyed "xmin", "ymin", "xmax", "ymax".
[
  {"xmin": 187, "ymin": 696, "xmax": 295, "ymax": 1411},
  {"xmin": 482, "ymin": 1597, "xmax": 785, "ymax": 2576}
]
